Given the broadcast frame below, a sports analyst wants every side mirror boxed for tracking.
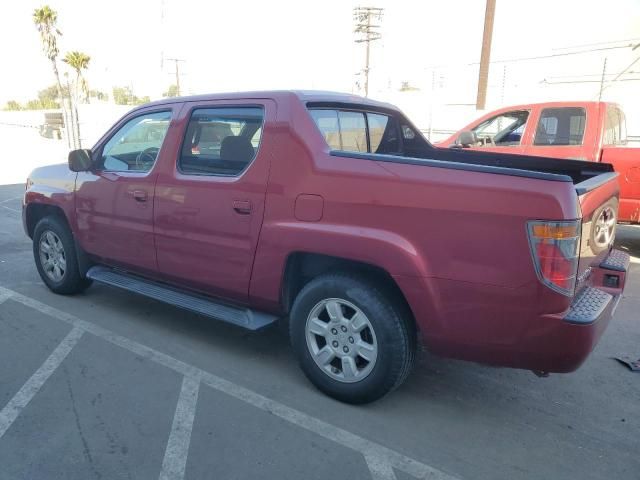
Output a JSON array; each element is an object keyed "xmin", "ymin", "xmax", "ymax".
[
  {"xmin": 457, "ymin": 130, "xmax": 477, "ymax": 148},
  {"xmin": 68, "ymin": 149, "xmax": 93, "ymax": 172}
]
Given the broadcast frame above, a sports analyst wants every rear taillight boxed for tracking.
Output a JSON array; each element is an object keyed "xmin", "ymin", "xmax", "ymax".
[{"xmin": 527, "ymin": 220, "xmax": 581, "ymax": 296}]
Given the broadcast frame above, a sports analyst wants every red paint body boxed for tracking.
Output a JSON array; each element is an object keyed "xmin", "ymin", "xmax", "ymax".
[
  {"xmin": 24, "ymin": 92, "xmax": 629, "ymax": 374},
  {"xmin": 439, "ymin": 101, "xmax": 640, "ymax": 223}
]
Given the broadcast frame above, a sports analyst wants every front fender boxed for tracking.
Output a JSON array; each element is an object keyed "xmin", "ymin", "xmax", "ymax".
[{"xmin": 24, "ymin": 165, "xmax": 77, "ymax": 237}]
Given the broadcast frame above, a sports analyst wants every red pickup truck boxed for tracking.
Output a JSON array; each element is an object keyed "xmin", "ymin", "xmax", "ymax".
[
  {"xmin": 439, "ymin": 101, "xmax": 640, "ymax": 223},
  {"xmin": 23, "ymin": 91, "xmax": 629, "ymax": 403}
]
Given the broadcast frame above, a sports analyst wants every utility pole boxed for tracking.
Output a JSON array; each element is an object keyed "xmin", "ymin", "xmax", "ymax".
[
  {"xmin": 160, "ymin": 0, "xmax": 165, "ymax": 70},
  {"xmin": 476, "ymin": 0, "xmax": 496, "ymax": 110},
  {"xmin": 166, "ymin": 58, "xmax": 185, "ymax": 96},
  {"xmin": 500, "ymin": 64, "xmax": 507, "ymax": 105},
  {"xmin": 598, "ymin": 43, "xmax": 640, "ymax": 98},
  {"xmin": 353, "ymin": 6, "xmax": 383, "ymax": 97},
  {"xmin": 598, "ymin": 58, "xmax": 608, "ymax": 101}
]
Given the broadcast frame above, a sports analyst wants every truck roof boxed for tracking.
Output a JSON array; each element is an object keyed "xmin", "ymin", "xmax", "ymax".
[
  {"xmin": 485, "ymin": 100, "xmax": 620, "ymax": 112},
  {"xmin": 133, "ymin": 90, "xmax": 397, "ymax": 112}
]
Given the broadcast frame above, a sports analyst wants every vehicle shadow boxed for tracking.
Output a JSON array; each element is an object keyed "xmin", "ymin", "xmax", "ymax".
[{"xmin": 615, "ymin": 224, "xmax": 640, "ymax": 260}]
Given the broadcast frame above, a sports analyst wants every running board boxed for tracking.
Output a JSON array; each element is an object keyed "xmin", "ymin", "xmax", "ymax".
[{"xmin": 86, "ymin": 266, "xmax": 277, "ymax": 330}]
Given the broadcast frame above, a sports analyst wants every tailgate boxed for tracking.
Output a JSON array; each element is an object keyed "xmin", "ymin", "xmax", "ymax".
[{"xmin": 575, "ymin": 172, "xmax": 620, "ymax": 292}]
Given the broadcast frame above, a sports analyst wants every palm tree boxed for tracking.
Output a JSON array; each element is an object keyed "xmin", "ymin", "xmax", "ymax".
[
  {"xmin": 33, "ymin": 6, "xmax": 71, "ymax": 145},
  {"xmin": 63, "ymin": 51, "xmax": 91, "ymax": 103}
]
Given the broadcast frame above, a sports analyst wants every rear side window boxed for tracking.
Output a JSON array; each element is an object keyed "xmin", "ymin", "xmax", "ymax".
[
  {"xmin": 603, "ymin": 106, "xmax": 627, "ymax": 145},
  {"xmin": 309, "ymin": 109, "xmax": 400, "ymax": 154},
  {"xmin": 337, "ymin": 111, "xmax": 367, "ymax": 152},
  {"xmin": 179, "ymin": 107, "xmax": 264, "ymax": 176},
  {"xmin": 309, "ymin": 109, "xmax": 367, "ymax": 152},
  {"xmin": 534, "ymin": 107, "xmax": 586, "ymax": 146},
  {"xmin": 368, "ymin": 113, "xmax": 400, "ymax": 153}
]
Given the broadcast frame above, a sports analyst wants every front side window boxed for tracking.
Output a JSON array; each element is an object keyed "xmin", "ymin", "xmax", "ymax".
[
  {"xmin": 471, "ymin": 110, "xmax": 529, "ymax": 146},
  {"xmin": 100, "ymin": 111, "xmax": 171, "ymax": 172},
  {"xmin": 534, "ymin": 107, "xmax": 586, "ymax": 146},
  {"xmin": 179, "ymin": 107, "xmax": 264, "ymax": 176}
]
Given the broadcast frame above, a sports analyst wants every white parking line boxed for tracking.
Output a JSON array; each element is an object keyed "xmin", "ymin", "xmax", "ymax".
[
  {"xmin": 366, "ymin": 454, "xmax": 399, "ymax": 480},
  {"xmin": 0, "ymin": 326, "xmax": 84, "ymax": 439},
  {"xmin": 159, "ymin": 377, "xmax": 200, "ymax": 480},
  {"xmin": 0, "ymin": 196, "xmax": 22, "ymax": 205},
  {"xmin": 0, "ymin": 205, "xmax": 20, "ymax": 214},
  {"xmin": 0, "ymin": 286, "xmax": 460, "ymax": 480}
]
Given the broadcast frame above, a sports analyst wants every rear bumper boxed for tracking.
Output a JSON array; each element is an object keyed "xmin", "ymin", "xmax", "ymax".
[
  {"xmin": 517, "ymin": 285, "xmax": 622, "ymax": 373},
  {"xmin": 537, "ymin": 248, "xmax": 629, "ymax": 372},
  {"xmin": 395, "ymin": 248, "xmax": 630, "ymax": 373}
]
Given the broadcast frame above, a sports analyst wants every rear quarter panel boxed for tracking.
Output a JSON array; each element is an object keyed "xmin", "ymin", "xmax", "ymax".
[
  {"xmin": 601, "ymin": 146, "xmax": 640, "ymax": 222},
  {"xmin": 250, "ymin": 96, "xmax": 582, "ymax": 350}
]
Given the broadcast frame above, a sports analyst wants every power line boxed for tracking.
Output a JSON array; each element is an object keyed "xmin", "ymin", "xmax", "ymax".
[
  {"xmin": 544, "ymin": 78, "xmax": 640, "ymax": 85},
  {"xmin": 552, "ymin": 38, "xmax": 640, "ymax": 51},
  {"xmin": 472, "ymin": 44, "xmax": 633, "ymax": 65},
  {"xmin": 424, "ymin": 43, "xmax": 636, "ymax": 71},
  {"xmin": 598, "ymin": 46, "xmax": 640, "ymax": 97},
  {"xmin": 547, "ymin": 71, "xmax": 639, "ymax": 79},
  {"xmin": 353, "ymin": 6, "xmax": 383, "ymax": 97}
]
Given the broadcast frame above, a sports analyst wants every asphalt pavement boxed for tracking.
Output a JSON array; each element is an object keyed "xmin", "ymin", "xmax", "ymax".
[{"xmin": 0, "ymin": 182, "xmax": 639, "ymax": 480}]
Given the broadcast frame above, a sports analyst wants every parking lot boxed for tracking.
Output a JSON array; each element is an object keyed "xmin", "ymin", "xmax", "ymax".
[{"xmin": 0, "ymin": 181, "xmax": 639, "ymax": 480}]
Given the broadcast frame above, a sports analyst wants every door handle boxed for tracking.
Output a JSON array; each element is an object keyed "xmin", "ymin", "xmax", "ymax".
[
  {"xmin": 233, "ymin": 200, "xmax": 252, "ymax": 215},
  {"xmin": 131, "ymin": 190, "xmax": 148, "ymax": 202}
]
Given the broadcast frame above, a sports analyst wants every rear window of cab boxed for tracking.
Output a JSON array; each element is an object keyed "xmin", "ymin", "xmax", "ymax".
[{"xmin": 309, "ymin": 108, "xmax": 416, "ymax": 155}]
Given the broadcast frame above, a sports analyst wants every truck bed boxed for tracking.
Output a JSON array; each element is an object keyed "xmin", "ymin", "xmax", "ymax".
[
  {"xmin": 333, "ymin": 146, "xmax": 615, "ymax": 191},
  {"xmin": 429, "ymin": 147, "xmax": 614, "ymax": 185}
]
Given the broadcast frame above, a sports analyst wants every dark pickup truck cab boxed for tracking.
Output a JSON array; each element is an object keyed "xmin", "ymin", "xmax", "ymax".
[{"xmin": 23, "ymin": 91, "xmax": 630, "ymax": 403}]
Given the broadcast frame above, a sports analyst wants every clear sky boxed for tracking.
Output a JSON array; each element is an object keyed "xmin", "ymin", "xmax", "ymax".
[{"xmin": 1, "ymin": 0, "xmax": 639, "ymax": 105}]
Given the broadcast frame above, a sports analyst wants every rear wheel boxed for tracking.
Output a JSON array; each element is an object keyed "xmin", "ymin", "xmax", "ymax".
[
  {"xmin": 33, "ymin": 216, "xmax": 92, "ymax": 294},
  {"xmin": 290, "ymin": 273, "xmax": 415, "ymax": 404}
]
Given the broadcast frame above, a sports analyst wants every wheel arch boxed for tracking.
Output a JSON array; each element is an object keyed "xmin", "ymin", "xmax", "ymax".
[
  {"xmin": 26, "ymin": 202, "xmax": 93, "ymax": 277},
  {"xmin": 280, "ymin": 252, "xmax": 416, "ymax": 331},
  {"xmin": 25, "ymin": 203, "xmax": 71, "ymax": 239}
]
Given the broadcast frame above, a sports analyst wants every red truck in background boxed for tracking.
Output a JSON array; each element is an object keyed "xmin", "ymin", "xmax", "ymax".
[
  {"xmin": 439, "ymin": 102, "xmax": 640, "ymax": 223},
  {"xmin": 23, "ymin": 91, "xmax": 630, "ymax": 403}
]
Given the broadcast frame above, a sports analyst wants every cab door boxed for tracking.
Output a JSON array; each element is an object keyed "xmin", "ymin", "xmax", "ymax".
[
  {"xmin": 153, "ymin": 99, "xmax": 275, "ymax": 304},
  {"xmin": 524, "ymin": 106, "xmax": 595, "ymax": 160},
  {"xmin": 465, "ymin": 109, "xmax": 532, "ymax": 155},
  {"xmin": 75, "ymin": 108, "xmax": 175, "ymax": 273}
]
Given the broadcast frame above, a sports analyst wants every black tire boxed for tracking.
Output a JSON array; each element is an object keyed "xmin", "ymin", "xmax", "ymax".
[
  {"xmin": 289, "ymin": 273, "xmax": 416, "ymax": 404},
  {"xmin": 33, "ymin": 216, "xmax": 92, "ymax": 295}
]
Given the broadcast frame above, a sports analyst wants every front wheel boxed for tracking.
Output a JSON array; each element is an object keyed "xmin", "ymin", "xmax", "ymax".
[
  {"xmin": 33, "ymin": 216, "xmax": 92, "ymax": 295},
  {"xmin": 289, "ymin": 273, "xmax": 415, "ymax": 404}
]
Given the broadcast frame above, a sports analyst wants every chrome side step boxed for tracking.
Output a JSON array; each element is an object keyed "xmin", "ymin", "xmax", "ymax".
[{"xmin": 86, "ymin": 266, "xmax": 277, "ymax": 330}]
